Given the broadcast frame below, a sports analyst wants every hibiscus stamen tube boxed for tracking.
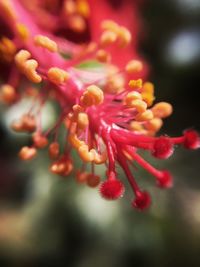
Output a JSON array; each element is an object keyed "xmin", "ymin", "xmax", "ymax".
[{"xmin": 0, "ymin": 0, "xmax": 199, "ymax": 211}]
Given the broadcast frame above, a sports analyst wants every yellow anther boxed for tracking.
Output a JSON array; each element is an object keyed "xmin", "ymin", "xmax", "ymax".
[
  {"xmin": 129, "ymin": 79, "xmax": 143, "ymax": 89},
  {"xmin": 100, "ymin": 30, "xmax": 117, "ymax": 47},
  {"xmin": 105, "ymin": 74, "xmax": 124, "ymax": 94},
  {"xmin": 34, "ymin": 35, "xmax": 58, "ymax": 52},
  {"xmin": 63, "ymin": 0, "xmax": 76, "ymax": 15},
  {"xmin": 136, "ymin": 109, "xmax": 154, "ymax": 122},
  {"xmin": 0, "ymin": 84, "xmax": 17, "ymax": 104},
  {"xmin": 68, "ymin": 134, "xmax": 84, "ymax": 149},
  {"xmin": 93, "ymin": 150, "xmax": 107, "ymax": 164},
  {"xmin": 145, "ymin": 118, "xmax": 163, "ymax": 132},
  {"xmin": 125, "ymin": 60, "xmax": 143, "ymax": 74},
  {"xmin": 0, "ymin": 0, "xmax": 17, "ymax": 21},
  {"xmin": 47, "ymin": 67, "xmax": 69, "ymax": 84},
  {"xmin": 15, "ymin": 50, "xmax": 42, "ymax": 83},
  {"xmin": 151, "ymin": 102, "xmax": 173, "ymax": 118},
  {"xmin": 16, "ymin": 23, "xmax": 29, "ymax": 40},
  {"xmin": 77, "ymin": 112, "xmax": 89, "ymax": 130},
  {"xmin": 96, "ymin": 49, "xmax": 111, "ymax": 63},
  {"xmin": 15, "ymin": 49, "xmax": 31, "ymax": 69},
  {"xmin": 118, "ymin": 26, "xmax": 132, "ymax": 47},
  {"xmin": 142, "ymin": 82, "xmax": 154, "ymax": 94},
  {"xmin": 77, "ymin": 0, "xmax": 90, "ymax": 18},
  {"xmin": 141, "ymin": 92, "xmax": 155, "ymax": 107},
  {"xmin": 68, "ymin": 14, "xmax": 86, "ymax": 33},
  {"xmin": 129, "ymin": 121, "xmax": 144, "ymax": 132},
  {"xmin": 81, "ymin": 85, "xmax": 104, "ymax": 107},
  {"xmin": 101, "ymin": 20, "xmax": 119, "ymax": 33},
  {"xmin": 78, "ymin": 145, "xmax": 95, "ymax": 162},
  {"xmin": 124, "ymin": 91, "xmax": 142, "ymax": 106},
  {"xmin": 23, "ymin": 59, "xmax": 42, "ymax": 83},
  {"xmin": 127, "ymin": 99, "xmax": 147, "ymax": 113}
]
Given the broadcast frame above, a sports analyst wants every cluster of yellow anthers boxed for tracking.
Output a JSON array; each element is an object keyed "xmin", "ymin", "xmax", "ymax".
[
  {"xmin": 14, "ymin": 35, "xmax": 69, "ymax": 85},
  {"xmin": 100, "ymin": 20, "xmax": 131, "ymax": 48},
  {"xmin": 126, "ymin": 81, "xmax": 173, "ymax": 136},
  {"xmin": 63, "ymin": 0, "xmax": 90, "ymax": 33},
  {"xmin": 68, "ymin": 85, "xmax": 107, "ymax": 164},
  {"xmin": 15, "ymin": 49, "xmax": 42, "ymax": 83}
]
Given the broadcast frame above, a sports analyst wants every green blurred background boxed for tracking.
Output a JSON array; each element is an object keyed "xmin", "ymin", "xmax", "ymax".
[{"xmin": 0, "ymin": 0, "xmax": 200, "ymax": 266}]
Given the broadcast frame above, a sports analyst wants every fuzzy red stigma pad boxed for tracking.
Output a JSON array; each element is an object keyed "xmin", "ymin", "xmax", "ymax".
[
  {"xmin": 183, "ymin": 130, "xmax": 200, "ymax": 150},
  {"xmin": 100, "ymin": 179, "xmax": 125, "ymax": 200},
  {"xmin": 132, "ymin": 191, "xmax": 151, "ymax": 210},
  {"xmin": 152, "ymin": 137, "xmax": 174, "ymax": 159}
]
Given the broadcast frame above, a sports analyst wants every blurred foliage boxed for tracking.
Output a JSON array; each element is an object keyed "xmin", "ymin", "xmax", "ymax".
[{"xmin": 0, "ymin": 0, "xmax": 200, "ymax": 267}]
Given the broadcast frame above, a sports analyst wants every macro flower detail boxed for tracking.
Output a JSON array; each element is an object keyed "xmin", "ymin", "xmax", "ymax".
[{"xmin": 0, "ymin": 0, "xmax": 199, "ymax": 211}]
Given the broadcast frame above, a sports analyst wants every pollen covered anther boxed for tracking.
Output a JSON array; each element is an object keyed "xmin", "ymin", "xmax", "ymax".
[
  {"xmin": 49, "ymin": 142, "xmax": 60, "ymax": 159},
  {"xmin": 125, "ymin": 60, "xmax": 143, "ymax": 73},
  {"xmin": 80, "ymin": 85, "xmax": 104, "ymax": 107},
  {"xmin": 18, "ymin": 146, "xmax": 37, "ymax": 160},
  {"xmin": 47, "ymin": 67, "xmax": 70, "ymax": 84},
  {"xmin": 0, "ymin": 84, "xmax": 17, "ymax": 104},
  {"xmin": 32, "ymin": 133, "xmax": 48, "ymax": 148},
  {"xmin": 34, "ymin": 35, "xmax": 58, "ymax": 52}
]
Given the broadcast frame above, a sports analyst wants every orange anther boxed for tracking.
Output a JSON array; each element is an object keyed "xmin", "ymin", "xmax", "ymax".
[
  {"xmin": 16, "ymin": 23, "xmax": 29, "ymax": 40},
  {"xmin": 32, "ymin": 133, "xmax": 48, "ymax": 148},
  {"xmin": 100, "ymin": 30, "xmax": 117, "ymax": 47},
  {"xmin": 18, "ymin": 146, "xmax": 37, "ymax": 160},
  {"xmin": 145, "ymin": 118, "xmax": 163, "ymax": 132},
  {"xmin": 23, "ymin": 59, "xmax": 42, "ymax": 83},
  {"xmin": 68, "ymin": 134, "xmax": 84, "ymax": 149},
  {"xmin": 0, "ymin": 84, "xmax": 17, "ymax": 104},
  {"xmin": 81, "ymin": 85, "xmax": 104, "ymax": 107},
  {"xmin": 77, "ymin": 0, "xmax": 90, "ymax": 18},
  {"xmin": 47, "ymin": 67, "xmax": 69, "ymax": 84},
  {"xmin": 141, "ymin": 92, "xmax": 155, "ymax": 107},
  {"xmin": 142, "ymin": 82, "xmax": 154, "ymax": 94},
  {"xmin": 75, "ymin": 170, "xmax": 88, "ymax": 183},
  {"xmin": 118, "ymin": 26, "xmax": 132, "ymax": 47},
  {"xmin": 96, "ymin": 49, "xmax": 111, "ymax": 63},
  {"xmin": 15, "ymin": 50, "xmax": 42, "ymax": 83},
  {"xmin": 124, "ymin": 91, "xmax": 142, "ymax": 106},
  {"xmin": 151, "ymin": 102, "xmax": 173, "ymax": 118},
  {"xmin": 63, "ymin": 0, "xmax": 76, "ymax": 15},
  {"xmin": 93, "ymin": 150, "xmax": 107, "ymax": 164},
  {"xmin": 68, "ymin": 14, "xmax": 86, "ymax": 33},
  {"xmin": 129, "ymin": 121, "xmax": 144, "ymax": 132},
  {"xmin": 78, "ymin": 144, "xmax": 95, "ymax": 162},
  {"xmin": 49, "ymin": 142, "xmax": 60, "ymax": 159},
  {"xmin": 87, "ymin": 174, "xmax": 100, "ymax": 188},
  {"xmin": 15, "ymin": 49, "xmax": 30, "ymax": 70},
  {"xmin": 50, "ymin": 156, "xmax": 73, "ymax": 176},
  {"xmin": 136, "ymin": 109, "xmax": 154, "ymax": 122},
  {"xmin": 0, "ymin": 37, "xmax": 16, "ymax": 61},
  {"xmin": 105, "ymin": 74, "xmax": 124, "ymax": 94},
  {"xmin": 127, "ymin": 99, "xmax": 147, "ymax": 113},
  {"xmin": 77, "ymin": 112, "xmax": 89, "ymax": 130},
  {"xmin": 101, "ymin": 20, "xmax": 119, "ymax": 33},
  {"xmin": 125, "ymin": 60, "xmax": 143, "ymax": 73},
  {"xmin": 34, "ymin": 35, "xmax": 58, "ymax": 52},
  {"xmin": 21, "ymin": 114, "xmax": 36, "ymax": 132}
]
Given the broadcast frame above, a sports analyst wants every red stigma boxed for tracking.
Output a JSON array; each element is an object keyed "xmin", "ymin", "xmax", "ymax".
[
  {"xmin": 183, "ymin": 130, "xmax": 200, "ymax": 150},
  {"xmin": 100, "ymin": 179, "xmax": 125, "ymax": 200},
  {"xmin": 157, "ymin": 170, "xmax": 173, "ymax": 188},
  {"xmin": 132, "ymin": 191, "xmax": 151, "ymax": 210},
  {"xmin": 152, "ymin": 137, "xmax": 174, "ymax": 159}
]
